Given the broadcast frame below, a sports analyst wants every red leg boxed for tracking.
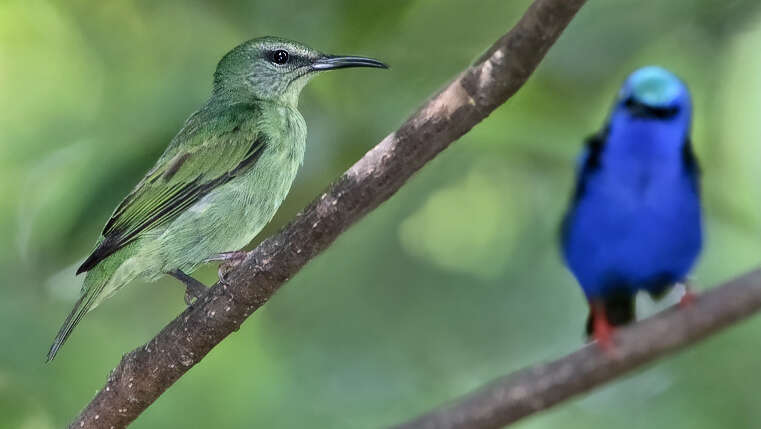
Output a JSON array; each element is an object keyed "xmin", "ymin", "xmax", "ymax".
[
  {"xmin": 679, "ymin": 281, "xmax": 697, "ymax": 308},
  {"xmin": 590, "ymin": 300, "xmax": 615, "ymax": 352}
]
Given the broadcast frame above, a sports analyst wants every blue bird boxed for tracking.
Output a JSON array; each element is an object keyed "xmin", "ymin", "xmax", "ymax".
[{"xmin": 561, "ymin": 66, "xmax": 703, "ymax": 347}]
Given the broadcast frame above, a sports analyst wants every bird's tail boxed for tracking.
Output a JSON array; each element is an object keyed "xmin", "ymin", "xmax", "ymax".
[
  {"xmin": 47, "ymin": 272, "xmax": 108, "ymax": 362},
  {"xmin": 585, "ymin": 293, "xmax": 635, "ymax": 336}
]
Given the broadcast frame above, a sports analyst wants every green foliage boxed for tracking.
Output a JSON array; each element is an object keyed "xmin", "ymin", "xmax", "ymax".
[{"xmin": 1, "ymin": 0, "xmax": 760, "ymax": 427}]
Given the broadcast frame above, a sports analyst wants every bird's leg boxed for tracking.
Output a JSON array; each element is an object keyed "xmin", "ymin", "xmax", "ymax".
[
  {"xmin": 590, "ymin": 300, "xmax": 615, "ymax": 352},
  {"xmin": 168, "ymin": 269, "xmax": 208, "ymax": 305},
  {"xmin": 678, "ymin": 279, "xmax": 698, "ymax": 308},
  {"xmin": 203, "ymin": 251, "xmax": 247, "ymax": 284}
]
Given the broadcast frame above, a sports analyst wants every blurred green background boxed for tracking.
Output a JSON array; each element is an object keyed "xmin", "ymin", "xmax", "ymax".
[{"xmin": 2, "ymin": 0, "xmax": 761, "ymax": 427}]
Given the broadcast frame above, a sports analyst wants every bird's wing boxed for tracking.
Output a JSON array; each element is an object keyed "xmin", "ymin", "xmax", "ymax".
[
  {"xmin": 560, "ymin": 130, "xmax": 607, "ymax": 245},
  {"xmin": 77, "ymin": 103, "xmax": 266, "ymax": 274},
  {"xmin": 681, "ymin": 137, "xmax": 701, "ymax": 191},
  {"xmin": 570, "ymin": 130, "xmax": 607, "ymax": 203}
]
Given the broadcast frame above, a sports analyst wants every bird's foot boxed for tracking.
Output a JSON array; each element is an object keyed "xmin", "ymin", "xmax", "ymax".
[
  {"xmin": 168, "ymin": 269, "xmax": 208, "ymax": 305},
  {"xmin": 593, "ymin": 317, "xmax": 615, "ymax": 353},
  {"xmin": 679, "ymin": 290, "xmax": 697, "ymax": 308},
  {"xmin": 590, "ymin": 301, "xmax": 617, "ymax": 356},
  {"xmin": 204, "ymin": 251, "xmax": 247, "ymax": 285},
  {"xmin": 678, "ymin": 281, "xmax": 698, "ymax": 308},
  {"xmin": 169, "ymin": 270, "xmax": 208, "ymax": 305}
]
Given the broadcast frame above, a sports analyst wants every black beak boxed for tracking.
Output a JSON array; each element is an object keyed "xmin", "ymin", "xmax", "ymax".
[{"xmin": 311, "ymin": 55, "xmax": 388, "ymax": 71}]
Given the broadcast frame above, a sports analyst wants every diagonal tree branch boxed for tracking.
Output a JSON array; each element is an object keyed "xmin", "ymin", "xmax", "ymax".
[
  {"xmin": 68, "ymin": 0, "xmax": 587, "ymax": 427},
  {"xmin": 391, "ymin": 269, "xmax": 761, "ymax": 429}
]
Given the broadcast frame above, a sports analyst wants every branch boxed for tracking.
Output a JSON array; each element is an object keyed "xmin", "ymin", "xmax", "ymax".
[
  {"xmin": 391, "ymin": 269, "xmax": 761, "ymax": 429},
  {"xmin": 69, "ymin": 0, "xmax": 587, "ymax": 427}
]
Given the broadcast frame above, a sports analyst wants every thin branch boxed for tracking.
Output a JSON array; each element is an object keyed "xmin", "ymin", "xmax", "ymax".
[
  {"xmin": 391, "ymin": 269, "xmax": 761, "ymax": 429},
  {"xmin": 68, "ymin": 0, "xmax": 587, "ymax": 427}
]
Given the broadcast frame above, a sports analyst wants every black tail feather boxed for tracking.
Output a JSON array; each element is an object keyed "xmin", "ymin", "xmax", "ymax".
[{"xmin": 47, "ymin": 294, "xmax": 94, "ymax": 362}]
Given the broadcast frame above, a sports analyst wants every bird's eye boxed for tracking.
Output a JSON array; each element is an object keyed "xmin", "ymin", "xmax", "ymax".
[{"xmin": 270, "ymin": 50, "xmax": 289, "ymax": 65}]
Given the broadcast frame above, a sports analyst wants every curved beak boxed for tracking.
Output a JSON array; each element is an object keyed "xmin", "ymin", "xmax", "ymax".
[{"xmin": 311, "ymin": 55, "xmax": 388, "ymax": 71}]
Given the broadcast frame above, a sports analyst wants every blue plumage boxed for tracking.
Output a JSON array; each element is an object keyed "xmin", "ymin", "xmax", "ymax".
[{"xmin": 561, "ymin": 66, "xmax": 703, "ymax": 340}]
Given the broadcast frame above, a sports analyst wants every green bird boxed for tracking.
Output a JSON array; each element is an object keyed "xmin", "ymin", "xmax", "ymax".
[{"xmin": 48, "ymin": 37, "xmax": 387, "ymax": 361}]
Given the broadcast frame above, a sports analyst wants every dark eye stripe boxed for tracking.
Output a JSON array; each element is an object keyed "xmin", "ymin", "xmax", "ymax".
[{"xmin": 623, "ymin": 96, "xmax": 679, "ymax": 119}]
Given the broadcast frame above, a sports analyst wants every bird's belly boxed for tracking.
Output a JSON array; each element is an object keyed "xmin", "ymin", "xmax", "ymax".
[
  {"xmin": 564, "ymin": 177, "xmax": 702, "ymax": 297},
  {"xmin": 149, "ymin": 153, "xmax": 301, "ymax": 274}
]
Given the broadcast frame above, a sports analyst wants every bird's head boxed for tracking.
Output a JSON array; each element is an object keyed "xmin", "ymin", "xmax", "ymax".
[
  {"xmin": 212, "ymin": 36, "xmax": 387, "ymax": 106},
  {"xmin": 615, "ymin": 66, "xmax": 691, "ymax": 123}
]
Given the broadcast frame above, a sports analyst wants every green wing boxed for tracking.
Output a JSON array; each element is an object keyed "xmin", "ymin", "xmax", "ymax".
[{"xmin": 77, "ymin": 103, "xmax": 266, "ymax": 274}]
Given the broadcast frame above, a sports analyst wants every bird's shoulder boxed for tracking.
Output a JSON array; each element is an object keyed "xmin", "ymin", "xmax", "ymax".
[{"xmin": 159, "ymin": 101, "xmax": 265, "ymax": 162}]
